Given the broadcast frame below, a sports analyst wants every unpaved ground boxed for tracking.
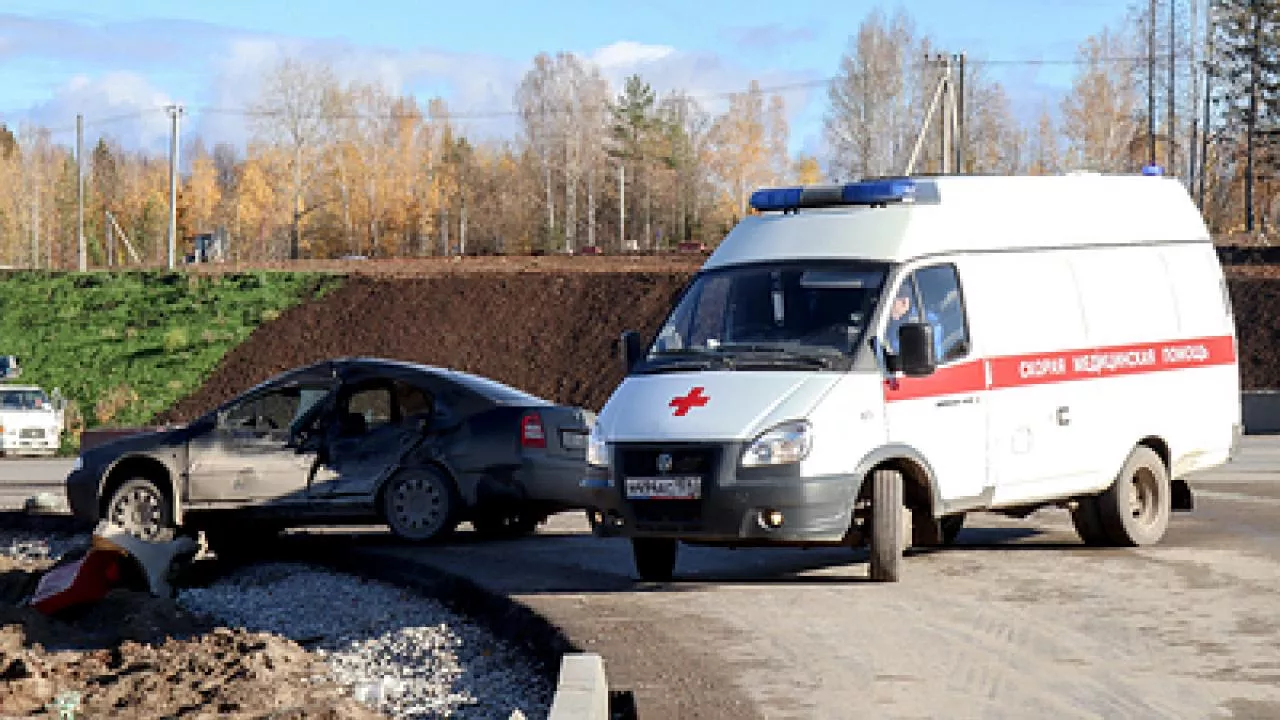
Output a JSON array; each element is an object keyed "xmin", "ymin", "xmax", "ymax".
[
  {"xmin": 312, "ymin": 437, "xmax": 1280, "ymax": 720},
  {"xmin": 0, "ymin": 554, "xmax": 383, "ymax": 719}
]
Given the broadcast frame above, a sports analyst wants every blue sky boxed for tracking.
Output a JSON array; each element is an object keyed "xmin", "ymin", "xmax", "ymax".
[{"xmin": 0, "ymin": 0, "xmax": 1134, "ymax": 159}]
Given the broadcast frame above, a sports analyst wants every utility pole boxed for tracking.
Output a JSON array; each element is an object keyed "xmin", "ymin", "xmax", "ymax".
[
  {"xmin": 1189, "ymin": 0, "xmax": 1200, "ymax": 196},
  {"xmin": 1168, "ymin": 0, "xmax": 1177, "ymax": 177},
  {"xmin": 30, "ymin": 170, "xmax": 39, "ymax": 270},
  {"xmin": 106, "ymin": 210, "xmax": 113, "ymax": 267},
  {"xmin": 957, "ymin": 52, "xmax": 966, "ymax": 174},
  {"xmin": 1199, "ymin": 1, "xmax": 1214, "ymax": 211},
  {"xmin": 166, "ymin": 104, "xmax": 183, "ymax": 270},
  {"xmin": 1149, "ymin": 0, "xmax": 1157, "ymax": 168},
  {"xmin": 76, "ymin": 114, "xmax": 85, "ymax": 272},
  {"xmin": 619, "ymin": 163, "xmax": 627, "ymax": 252},
  {"xmin": 938, "ymin": 54, "xmax": 949, "ymax": 173},
  {"xmin": 1245, "ymin": 4, "xmax": 1259, "ymax": 232}
]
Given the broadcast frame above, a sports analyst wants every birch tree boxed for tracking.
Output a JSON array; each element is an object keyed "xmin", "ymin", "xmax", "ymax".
[
  {"xmin": 824, "ymin": 8, "xmax": 919, "ymax": 179},
  {"xmin": 248, "ymin": 56, "xmax": 341, "ymax": 259},
  {"xmin": 1061, "ymin": 27, "xmax": 1143, "ymax": 171}
]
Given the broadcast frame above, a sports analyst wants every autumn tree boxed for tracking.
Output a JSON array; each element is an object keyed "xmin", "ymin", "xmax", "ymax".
[
  {"xmin": 1210, "ymin": 0, "xmax": 1280, "ymax": 232},
  {"xmin": 1061, "ymin": 27, "xmax": 1143, "ymax": 172},
  {"xmin": 824, "ymin": 8, "xmax": 921, "ymax": 179},
  {"xmin": 249, "ymin": 55, "xmax": 342, "ymax": 259},
  {"xmin": 1028, "ymin": 105, "xmax": 1063, "ymax": 175},
  {"xmin": 708, "ymin": 81, "xmax": 788, "ymax": 223}
]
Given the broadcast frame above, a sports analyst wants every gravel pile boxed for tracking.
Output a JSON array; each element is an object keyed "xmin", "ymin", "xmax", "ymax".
[
  {"xmin": 177, "ymin": 563, "xmax": 553, "ymax": 719},
  {"xmin": 0, "ymin": 527, "xmax": 554, "ymax": 719},
  {"xmin": 0, "ymin": 527, "xmax": 85, "ymax": 565}
]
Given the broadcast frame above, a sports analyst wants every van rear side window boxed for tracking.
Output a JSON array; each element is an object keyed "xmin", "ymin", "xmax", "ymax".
[{"xmin": 1070, "ymin": 247, "xmax": 1180, "ymax": 345}]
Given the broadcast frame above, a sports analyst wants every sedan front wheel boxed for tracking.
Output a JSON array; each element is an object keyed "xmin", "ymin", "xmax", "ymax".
[{"xmin": 106, "ymin": 477, "xmax": 176, "ymax": 542}]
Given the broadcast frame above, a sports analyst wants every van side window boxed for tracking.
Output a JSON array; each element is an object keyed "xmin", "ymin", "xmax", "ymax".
[{"xmin": 913, "ymin": 264, "xmax": 971, "ymax": 364}]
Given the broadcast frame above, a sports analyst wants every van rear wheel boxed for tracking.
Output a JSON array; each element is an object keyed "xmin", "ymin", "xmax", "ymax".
[
  {"xmin": 1096, "ymin": 446, "xmax": 1171, "ymax": 546},
  {"xmin": 631, "ymin": 538, "xmax": 678, "ymax": 582},
  {"xmin": 869, "ymin": 469, "xmax": 904, "ymax": 582}
]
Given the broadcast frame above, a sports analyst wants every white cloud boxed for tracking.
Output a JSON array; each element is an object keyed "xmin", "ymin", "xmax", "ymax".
[
  {"xmin": 590, "ymin": 41, "xmax": 677, "ymax": 69},
  {"xmin": 24, "ymin": 71, "xmax": 175, "ymax": 151}
]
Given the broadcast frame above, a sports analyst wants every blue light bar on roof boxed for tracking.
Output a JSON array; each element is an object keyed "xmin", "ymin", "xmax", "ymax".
[{"xmin": 749, "ymin": 178, "xmax": 917, "ymax": 212}]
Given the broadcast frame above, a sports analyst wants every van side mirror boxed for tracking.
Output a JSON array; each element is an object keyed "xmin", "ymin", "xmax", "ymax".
[
  {"xmin": 897, "ymin": 322, "xmax": 937, "ymax": 377},
  {"xmin": 620, "ymin": 330, "xmax": 644, "ymax": 373}
]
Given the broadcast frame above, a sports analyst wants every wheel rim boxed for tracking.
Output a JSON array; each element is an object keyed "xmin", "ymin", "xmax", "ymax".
[
  {"xmin": 109, "ymin": 485, "xmax": 167, "ymax": 541},
  {"xmin": 1127, "ymin": 466, "xmax": 1161, "ymax": 530},
  {"xmin": 388, "ymin": 474, "xmax": 446, "ymax": 540}
]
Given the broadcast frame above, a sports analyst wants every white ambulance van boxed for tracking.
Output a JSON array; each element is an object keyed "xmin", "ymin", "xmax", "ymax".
[{"xmin": 583, "ymin": 174, "xmax": 1241, "ymax": 582}]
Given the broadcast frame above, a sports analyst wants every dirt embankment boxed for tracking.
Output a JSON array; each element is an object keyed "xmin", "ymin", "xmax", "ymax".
[
  {"xmin": 158, "ymin": 272, "xmax": 693, "ymax": 423},
  {"xmin": 157, "ymin": 269, "xmax": 1280, "ymax": 424},
  {"xmin": 0, "ymin": 556, "xmax": 381, "ymax": 719}
]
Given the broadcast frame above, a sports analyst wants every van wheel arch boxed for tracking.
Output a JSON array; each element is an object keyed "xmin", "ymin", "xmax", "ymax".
[
  {"xmin": 855, "ymin": 448, "xmax": 939, "ymax": 546},
  {"xmin": 1137, "ymin": 436, "xmax": 1190, "ymax": 510}
]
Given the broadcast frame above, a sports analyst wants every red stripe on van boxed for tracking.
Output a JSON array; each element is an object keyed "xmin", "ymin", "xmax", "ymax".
[
  {"xmin": 883, "ymin": 360, "xmax": 986, "ymax": 401},
  {"xmin": 884, "ymin": 334, "xmax": 1237, "ymax": 402}
]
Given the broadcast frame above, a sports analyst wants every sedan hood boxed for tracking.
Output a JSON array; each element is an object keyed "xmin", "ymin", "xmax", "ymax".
[{"xmin": 597, "ymin": 371, "xmax": 843, "ymax": 442}]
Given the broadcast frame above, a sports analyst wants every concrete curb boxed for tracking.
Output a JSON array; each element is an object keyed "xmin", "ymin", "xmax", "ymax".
[
  {"xmin": 1243, "ymin": 390, "xmax": 1280, "ymax": 435},
  {"xmin": 548, "ymin": 653, "xmax": 611, "ymax": 720}
]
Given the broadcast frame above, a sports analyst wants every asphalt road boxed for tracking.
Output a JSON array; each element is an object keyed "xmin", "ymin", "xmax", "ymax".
[
  {"xmin": 335, "ymin": 436, "xmax": 1280, "ymax": 720},
  {"xmin": 0, "ymin": 457, "xmax": 72, "ymax": 510},
  {"xmin": 5, "ymin": 439, "xmax": 1279, "ymax": 718}
]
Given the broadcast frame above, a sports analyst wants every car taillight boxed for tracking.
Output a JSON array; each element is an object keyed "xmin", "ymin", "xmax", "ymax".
[{"xmin": 521, "ymin": 412, "xmax": 546, "ymax": 449}]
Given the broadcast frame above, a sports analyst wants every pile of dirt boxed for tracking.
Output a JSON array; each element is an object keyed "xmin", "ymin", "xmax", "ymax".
[
  {"xmin": 1228, "ymin": 278, "xmax": 1280, "ymax": 391},
  {"xmin": 157, "ymin": 269, "xmax": 1280, "ymax": 426},
  {"xmin": 0, "ymin": 556, "xmax": 382, "ymax": 719},
  {"xmin": 158, "ymin": 272, "xmax": 693, "ymax": 422}
]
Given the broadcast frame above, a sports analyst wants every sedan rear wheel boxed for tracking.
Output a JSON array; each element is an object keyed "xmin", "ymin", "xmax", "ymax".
[{"xmin": 383, "ymin": 468, "xmax": 458, "ymax": 543}]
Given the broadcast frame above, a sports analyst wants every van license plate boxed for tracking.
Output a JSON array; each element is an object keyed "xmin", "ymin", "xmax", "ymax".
[{"xmin": 625, "ymin": 475, "xmax": 702, "ymax": 500}]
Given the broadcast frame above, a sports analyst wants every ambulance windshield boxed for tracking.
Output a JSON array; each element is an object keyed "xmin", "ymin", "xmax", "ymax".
[{"xmin": 643, "ymin": 261, "xmax": 889, "ymax": 371}]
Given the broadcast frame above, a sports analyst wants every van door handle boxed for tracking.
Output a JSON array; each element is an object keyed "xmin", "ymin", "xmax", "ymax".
[
  {"xmin": 936, "ymin": 396, "xmax": 978, "ymax": 408},
  {"xmin": 1056, "ymin": 406, "xmax": 1071, "ymax": 426}
]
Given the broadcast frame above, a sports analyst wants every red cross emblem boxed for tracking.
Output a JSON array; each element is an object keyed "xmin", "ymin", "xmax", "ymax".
[{"xmin": 669, "ymin": 387, "xmax": 710, "ymax": 416}]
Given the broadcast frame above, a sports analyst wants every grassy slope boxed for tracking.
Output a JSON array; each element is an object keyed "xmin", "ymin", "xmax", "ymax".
[{"xmin": 0, "ymin": 270, "xmax": 343, "ymax": 450}]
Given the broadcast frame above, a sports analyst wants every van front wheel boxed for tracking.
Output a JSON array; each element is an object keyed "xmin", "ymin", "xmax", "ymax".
[
  {"xmin": 1096, "ymin": 446, "xmax": 1171, "ymax": 546},
  {"xmin": 869, "ymin": 469, "xmax": 905, "ymax": 582},
  {"xmin": 631, "ymin": 538, "xmax": 678, "ymax": 582}
]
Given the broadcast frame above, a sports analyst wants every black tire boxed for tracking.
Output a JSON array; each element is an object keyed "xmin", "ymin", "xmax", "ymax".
[
  {"xmin": 1070, "ymin": 495, "xmax": 1110, "ymax": 546},
  {"xmin": 869, "ymin": 469, "xmax": 904, "ymax": 582},
  {"xmin": 940, "ymin": 513, "xmax": 966, "ymax": 545},
  {"xmin": 105, "ymin": 477, "xmax": 176, "ymax": 542},
  {"xmin": 1095, "ymin": 446, "xmax": 1171, "ymax": 546},
  {"xmin": 382, "ymin": 467, "xmax": 459, "ymax": 543},
  {"xmin": 631, "ymin": 538, "xmax": 678, "ymax": 582}
]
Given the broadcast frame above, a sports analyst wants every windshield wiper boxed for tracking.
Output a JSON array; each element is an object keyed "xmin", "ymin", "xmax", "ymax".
[{"xmin": 714, "ymin": 344, "xmax": 841, "ymax": 369}]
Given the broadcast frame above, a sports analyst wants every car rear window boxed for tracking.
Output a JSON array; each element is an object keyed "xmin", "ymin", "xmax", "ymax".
[{"xmin": 445, "ymin": 370, "xmax": 550, "ymax": 407}]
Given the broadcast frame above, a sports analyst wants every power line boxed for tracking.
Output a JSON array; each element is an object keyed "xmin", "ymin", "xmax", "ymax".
[{"xmin": 23, "ymin": 52, "xmax": 1202, "ymax": 130}]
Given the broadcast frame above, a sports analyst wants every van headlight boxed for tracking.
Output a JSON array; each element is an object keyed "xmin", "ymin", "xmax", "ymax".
[
  {"xmin": 71, "ymin": 456, "xmax": 84, "ymax": 473},
  {"xmin": 586, "ymin": 423, "xmax": 609, "ymax": 468},
  {"xmin": 741, "ymin": 421, "xmax": 812, "ymax": 467}
]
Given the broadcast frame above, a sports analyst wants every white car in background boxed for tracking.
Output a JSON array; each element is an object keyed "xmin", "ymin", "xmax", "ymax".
[{"xmin": 0, "ymin": 384, "xmax": 64, "ymax": 457}]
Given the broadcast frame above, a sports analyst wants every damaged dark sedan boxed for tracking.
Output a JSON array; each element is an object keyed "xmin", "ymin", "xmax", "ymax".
[{"xmin": 65, "ymin": 358, "xmax": 595, "ymax": 554}]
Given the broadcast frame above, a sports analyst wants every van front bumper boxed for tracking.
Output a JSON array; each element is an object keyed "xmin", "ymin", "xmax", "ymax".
[{"xmin": 581, "ymin": 449, "xmax": 861, "ymax": 544}]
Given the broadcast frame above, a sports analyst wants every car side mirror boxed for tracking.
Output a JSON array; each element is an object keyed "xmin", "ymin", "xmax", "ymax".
[
  {"xmin": 620, "ymin": 330, "xmax": 644, "ymax": 373},
  {"xmin": 897, "ymin": 322, "xmax": 937, "ymax": 377}
]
